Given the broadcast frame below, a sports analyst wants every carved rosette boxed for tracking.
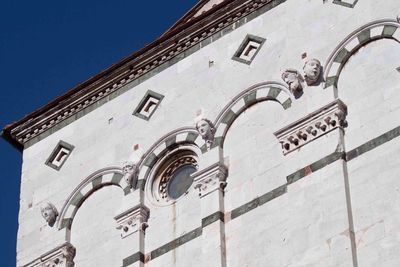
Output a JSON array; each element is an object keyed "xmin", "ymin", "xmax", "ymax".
[
  {"xmin": 23, "ymin": 243, "xmax": 76, "ymax": 267},
  {"xmin": 274, "ymin": 99, "xmax": 347, "ymax": 155},
  {"xmin": 115, "ymin": 205, "xmax": 150, "ymax": 238},
  {"xmin": 193, "ymin": 164, "xmax": 228, "ymax": 197}
]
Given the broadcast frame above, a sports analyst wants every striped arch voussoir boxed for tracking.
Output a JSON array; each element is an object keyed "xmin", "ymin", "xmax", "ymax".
[
  {"xmin": 324, "ymin": 19, "xmax": 400, "ymax": 91},
  {"xmin": 137, "ymin": 128, "xmax": 200, "ymax": 183},
  {"xmin": 213, "ymin": 82, "xmax": 292, "ymax": 149},
  {"xmin": 57, "ymin": 167, "xmax": 125, "ymax": 231}
]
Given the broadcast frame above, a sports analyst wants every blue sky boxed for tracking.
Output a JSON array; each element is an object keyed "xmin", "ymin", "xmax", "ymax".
[{"xmin": 0, "ymin": 1, "xmax": 197, "ymax": 265}]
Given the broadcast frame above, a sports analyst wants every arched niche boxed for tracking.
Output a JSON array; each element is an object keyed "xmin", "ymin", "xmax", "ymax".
[
  {"xmin": 71, "ymin": 185, "xmax": 124, "ymax": 266},
  {"xmin": 57, "ymin": 167, "xmax": 127, "ymax": 240},
  {"xmin": 324, "ymin": 19, "xmax": 400, "ymax": 97},
  {"xmin": 337, "ymin": 38, "xmax": 400, "ymax": 150},
  {"xmin": 323, "ymin": 18, "xmax": 400, "ymax": 150},
  {"xmin": 222, "ymin": 99, "xmax": 289, "ymax": 211},
  {"xmin": 208, "ymin": 81, "xmax": 292, "ymax": 211},
  {"xmin": 213, "ymin": 81, "xmax": 293, "ymax": 149}
]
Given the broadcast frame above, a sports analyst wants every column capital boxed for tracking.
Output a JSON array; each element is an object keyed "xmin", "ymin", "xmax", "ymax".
[
  {"xmin": 114, "ymin": 204, "xmax": 150, "ymax": 238},
  {"xmin": 193, "ymin": 163, "xmax": 228, "ymax": 197},
  {"xmin": 23, "ymin": 243, "xmax": 76, "ymax": 267}
]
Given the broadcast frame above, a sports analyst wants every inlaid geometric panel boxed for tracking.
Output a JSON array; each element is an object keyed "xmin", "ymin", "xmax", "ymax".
[
  {"xmin": 332, "ymin": 0, "xmax": 358, "ymax": 8},
  {"xmin": 232, "ymin": 34, "xmax": 266, "ymax": 65},
  {"xmin": 133, "ymin": 90, "xmax": 164, "ymax": 121},
  {"xmin": 45, "ymin": 140, "xmax": 74, "ymax": 171}
]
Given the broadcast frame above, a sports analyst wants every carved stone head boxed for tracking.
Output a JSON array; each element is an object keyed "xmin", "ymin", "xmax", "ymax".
[
  {"xmin": 196, "ymin": 118, "xmax": 215, "ymax": 143},
  {"xmin": 303, "ymin": 58, "xmax": 321, "ymax": 85},
  {"xmin": 281, "ymin": 68, "xmax": 304, "ymax": 97},
  {"xmin": 41, "ymin": 203, "xmax": 58, "ymax": 227},
  {"xmin": 122, "ymin": 162, "xmax": 136, "ymax": 187}
]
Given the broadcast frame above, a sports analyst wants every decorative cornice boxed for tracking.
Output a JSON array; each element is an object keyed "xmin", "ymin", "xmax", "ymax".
[
  {"xmin": 2, "ymin": 0, "xmax": 285, "ymax": 151},
  {"xmin": 193, "ymin": 163, "xmax": 228, "ymax": 197},
  {"xmin": 114, "ymin": 204, "xmax": 150, "ymax": 238},
  {"xmin": 274, "ymin": 99, "xmax": 347, "ymax": 155},
  {"xmin": 22, "ymin": 243, "xmax": 76, "ymax": 267}
]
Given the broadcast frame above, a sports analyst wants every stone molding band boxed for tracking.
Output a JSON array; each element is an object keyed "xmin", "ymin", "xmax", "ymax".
[
  {"xmin": 26, "ymin": 122, "xmax": 400, "ymax": 267},
  {"xmin": 121, "ymin": 122, "xmax": 400, "ymax": 266}
]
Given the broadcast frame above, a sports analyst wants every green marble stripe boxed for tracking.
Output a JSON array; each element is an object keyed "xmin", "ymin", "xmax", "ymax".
[
  {"xmin": 230, "ymin": 185, "xmax": 287, "ymax": 220},
  {"xmin": 286, "ymin": 152, "xmax": 343, "ymax": 184},
  {"xmin": 221, "ymin": 109, "xmax": 237, "ymax": 126},
  {"xmin": 282, "ymin": 98, "xmax": 292, "ymax": 110},
  {"xmin": 123, "ymin": 186, "xmax": 131, "ymax": 196},
  {"xmin": 70, "ymin": 191, "xmax": 84, "ymax": 207},
  {"xmin": 60, "ymin": 218, "xmax": 73, "ymax": 230},
  {"xmin": 258, "ymin": 185, "xmax": 287, "ymax": 205},
  {"xmin": 165, "ymin": 135, "xmax": 177, "ymax": 149},
  {"xmin": 231, "ymin": 197, "xmax": 259, "ymax": 220},
  {"xmin": 136, "ymin": 179, "xmax": 146, "ymax": 191},
  {"xmin": 382, "ymin": 25, "xmax": 397, "ymax": 37},
  {"xmin": 91, "ymin": 175, "xmax": 103, "ymax": 189},
  {"xmin": 143, "ymin": 152, "xmax": 158, "ymax": 168},
  {"xmin": 121, "ymin": 123, "xmax": 400, "ymax": 265},
  {"xmin": 267, "ymin": 87, "xmax": 281, "ymax": 99},
  {"xmin": 346, "ymin": 125, "xmax": 400, "ymax": 161},
  {"xmin": 111, "ymin": 173, "xmax": 123, "ymax": 185},
  {"xmin": 122, "ymin": 252, "xmax": 145, "ymax": 267},
  {"xmin": 186, "ymin": 132, "xmax": 199, "ymax": 143},
  {"xmin": 324, "ymin": 76, "xmax": 338, "ymax": 88},
  {"xmin": 202, "ymin": 211, "xmax": 225, "ymax": 228},
  {"xmin": 244, "ymin": 91, "xmax": 257, "ymax": 106},
  {"xmin": 357, "ymin": 29, "xmax": 371, "ymax": 44},
  {"xmin": 150, "ymin": 227, "xmax": 202, "ymax": 260},
  {"xmin": 334, "ymin": 48, "xmax": 350, "ymax": 64}
]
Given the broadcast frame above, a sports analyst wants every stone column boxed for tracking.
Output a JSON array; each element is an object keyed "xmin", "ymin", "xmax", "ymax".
[
  {"xmin": 193, "ymin": 162, "xmax": 228, "ymax": 267},
  {"xmin": 115, "ymin": 190, "xmax": 149, "ymax": 267}
]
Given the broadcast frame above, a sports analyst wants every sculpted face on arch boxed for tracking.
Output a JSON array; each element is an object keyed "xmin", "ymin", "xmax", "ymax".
[
  {"xmin": 122, "ymin": 161, "xmax": 137, "ymax": 187},
  {"xmin": 41, "ymin": 202, "xmax": 58, "ymax": 227},
  {"xmin": 303, "ymin": 58, "xmax": 321, "ymax": 85},
  {"xmin": 196, "ymin": 118, "xmax": 215, "ymax": 142},
  {"xmin": 281, "ymin": 68, "xmax": 304, "ymax": 98}
]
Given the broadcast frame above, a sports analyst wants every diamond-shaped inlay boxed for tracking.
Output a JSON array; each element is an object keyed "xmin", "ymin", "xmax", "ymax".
[
  {"xmin": 45, "ymin": 140, "xmax": 75, "ymax": 171},
  {"xmin": 133, "ymin": 90, "xmax": 164, "ymax": 121},
  {"xmin": 232, "ymin": 34, "xmax": 266, "ymax": 65},
  {"xmin": 332, "ymin": 0, "xmax": 358, "ymax": 8}
]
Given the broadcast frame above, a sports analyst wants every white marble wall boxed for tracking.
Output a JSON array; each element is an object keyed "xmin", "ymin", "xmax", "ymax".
[{"xmin": 16, "ymin": 0, "xmax": 400, "ymax": 266}]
